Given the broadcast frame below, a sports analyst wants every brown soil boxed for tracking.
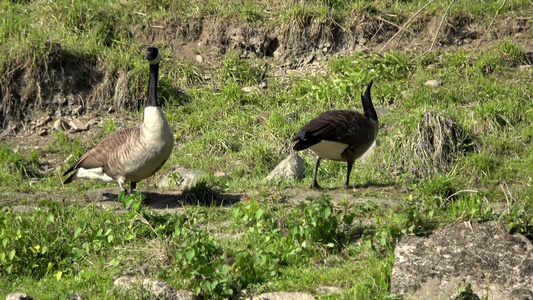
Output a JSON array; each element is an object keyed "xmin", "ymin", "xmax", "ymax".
[{"xmin": 2, "ymin": 15, "xmax": 532, "ymax": 134}]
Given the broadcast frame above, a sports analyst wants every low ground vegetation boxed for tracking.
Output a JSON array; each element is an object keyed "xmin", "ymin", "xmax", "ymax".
[{"xmin": 1, "ymin": 0, "xmax": 532, "ymax": 298}]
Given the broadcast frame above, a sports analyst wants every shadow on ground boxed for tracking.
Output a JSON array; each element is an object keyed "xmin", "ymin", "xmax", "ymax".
[{"xmin": 88, "ymin": 188, "xmax": 243, "ymax": 209}]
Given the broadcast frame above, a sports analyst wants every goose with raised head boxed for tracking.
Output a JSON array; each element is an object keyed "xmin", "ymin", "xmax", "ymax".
[
  {"xmin": 62, "ymin": 47, "xmax": 174, "ymax": 193},
  {"xmin": 292, "ymin": 81, "xmax": 378, "ymax": 189}
]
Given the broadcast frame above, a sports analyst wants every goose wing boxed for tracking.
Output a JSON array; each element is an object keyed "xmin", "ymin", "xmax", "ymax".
[
  {"xmin": 63, "ymin": 126, "xmax": 140, "ymax": 176},
  {"xmin": 292, "ymin": 110, "xmax": 373, "ymax": 150}
]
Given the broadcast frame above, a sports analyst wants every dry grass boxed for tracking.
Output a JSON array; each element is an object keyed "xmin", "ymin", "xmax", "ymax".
[{"xmin": 400, "ymin": 110, "xmax": 474, "ymax": 179}]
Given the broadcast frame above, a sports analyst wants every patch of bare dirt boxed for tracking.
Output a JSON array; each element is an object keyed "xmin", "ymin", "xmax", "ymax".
[{"xmin": 2, "ymin": 15, "xmax": 532, "ymax": 132}]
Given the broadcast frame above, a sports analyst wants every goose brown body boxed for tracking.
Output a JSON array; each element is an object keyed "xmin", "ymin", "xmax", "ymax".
[
  {"xmin": 292, "ymin": 82, "xmax": 377, "ymax": 188},
  {"xmin": 63, "ymin": 47, "xmax": 174, "ymax": 193}
]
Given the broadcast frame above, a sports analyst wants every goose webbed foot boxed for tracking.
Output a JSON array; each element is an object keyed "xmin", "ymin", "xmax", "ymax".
[{"xmin": 311, "ymin": 180, "xmax": 323, "ymax": 190}]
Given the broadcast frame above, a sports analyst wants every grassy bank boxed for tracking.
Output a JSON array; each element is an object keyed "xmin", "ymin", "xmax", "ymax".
[{"xmin": 1, "ymin": 0, "xmax": 533, "ymax": 298}]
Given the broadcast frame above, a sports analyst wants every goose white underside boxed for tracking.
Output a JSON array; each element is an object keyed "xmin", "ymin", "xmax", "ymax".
[
  {"xmin": 309, "ymin": 140, "xmax": 349, "ymax": 161},
  {"xmin": 73, "ymin": 168, "xmax": 116, "ymax": 183}
]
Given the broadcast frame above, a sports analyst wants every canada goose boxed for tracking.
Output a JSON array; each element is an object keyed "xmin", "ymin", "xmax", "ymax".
[
  {"xmin": 62, "ymin": 47, "xmax": 174, "ymax": 193},
  {"xmin": 292, "ymin": 81, "xmax": 377, "ymax": 189}
]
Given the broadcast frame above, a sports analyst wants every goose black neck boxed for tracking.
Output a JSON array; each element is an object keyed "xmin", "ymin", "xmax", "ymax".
[
  {"xmin": 146, "ymin": 63, "xmax": 159, "ymax": 107},
  {"xmin": 362, "ymin": 81, "xmax": 377, "ymax": 121}
]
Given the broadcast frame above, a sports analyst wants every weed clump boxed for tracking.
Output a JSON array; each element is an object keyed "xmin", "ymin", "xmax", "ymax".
[{"xmin": 400, "ymin": 110, "xmax": 474, "ymax": 179}]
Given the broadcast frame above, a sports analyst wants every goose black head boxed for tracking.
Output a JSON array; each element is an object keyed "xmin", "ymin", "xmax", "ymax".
[{"xmin": 144, "ymin": 47, "xmax": 161, "ymax": 64}]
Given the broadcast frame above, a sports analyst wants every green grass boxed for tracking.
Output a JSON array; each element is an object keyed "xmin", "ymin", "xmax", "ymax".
[{"xmin": 1, "ymin": 0, "xmax": 533, "ymax": 298}]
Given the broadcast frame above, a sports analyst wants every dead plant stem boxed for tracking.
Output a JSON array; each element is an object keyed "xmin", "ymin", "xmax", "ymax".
[
  {"xmin": 380, "ymin": 0, "xmax": 438, "ymax": 54},
  {"xmin": 469, "ymin": 0, "xmax": 508, "ymax": 60},
  {"xmin": 411, "ymin": 0, "xmax": 456, "ymax": 63}
]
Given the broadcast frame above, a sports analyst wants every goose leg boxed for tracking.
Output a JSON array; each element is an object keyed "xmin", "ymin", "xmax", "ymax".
[
  {"xmin": 312, "ymin": 156, "xmax": 322, "ymax": 189},
  {"xmin": 129, "ymin": 182, "xmax": 137, "ymax": 194},
  {"xmin": 345, "ymin": 160, "xmax": 354, "ymax": 188}
]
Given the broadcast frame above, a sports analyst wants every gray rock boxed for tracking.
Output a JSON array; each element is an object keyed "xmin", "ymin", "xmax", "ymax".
[
  {"xmin": 114, "ymin": 276, "xmax": 198, "ymax": 300},
  {"xmin": 242, "ymin": 86, "xmax": 255, "ymax": 93},
  {"xmin": 158, "ymin": 168, "xmax": 206, "ymax": 189},
  {"xmin": 68, "ymin": 119, "xmax": 88, "ymax": 132},
  {"xmin": 390, "ymin": 221, "xmax": 533, "ymax": 300},
  {"xmin": 251, "ymin": 292, "xmax": 315, "ymax": 300},
  {"xmin": 424, "ymin": 79, "xmax": 441, "ymax": 87},
  {"xmin": 195, "ymin": 55, "xmax": 204, "ymax": 63},
  {"xmin": 53, "ymin": 119, "xmax": 68, "ymax": 131},
  {"xmin": 265, "ymin": 153, "xmax": 304, "ymax": 181},
  {"xmin": 66, "ymin": 293, "xmax": 85, "ymax": 300},
  {"xmin": 359, "ymin": 140, "xmax": 377, "ymax": 162},
  {"xmin": 373, "ymin": 106, "xmax": 390, "ymax": 117},
  {"xmin": 316, "ymin": 285, "xmax": 341, "ymax": 295},
  {"xmin": 6, "ymin": 293, "xmax": 36, "ymax": 300}
]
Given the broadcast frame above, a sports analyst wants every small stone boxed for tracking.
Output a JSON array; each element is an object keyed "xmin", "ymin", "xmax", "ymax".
[
  {"xmin": 63, "ymin": 154, "xmax": 74, "ymax": 164},
  {"xmin": 242, "ymin": 86, "xmax": 255, "ymax": 93},
  {"xmin": 317, "ymin": 285, "xmax": 342, "ymax": 295},
  {"xmin": 374, "ymin": 106, "xmax": 391, "ymax": 117},
  {"xmin": 195, "ymin": 55, "xmax": 204, "ymax": 63},
  {"xmin": 114, "ymin": 276, "xmax": 199, "ymax": 300},
  {"xmin": 424, "ymin": 79, "xmax": 441, "ymax": 87},
  {"xmin": 69, "ymin": 119, "xmax": 88, "ymax": 132},
  {"xmin": 265, "ymin": 153, "xmax": 304, "ymax": 181},
  {"xmin": 255, "ymin": 111, "xmax": 270, "ymax": 123},
  {"xmin": 252, "ymin": 292, "xmax": 315, "ymax": 300},
  {"xmin": 214, "ymin": 171, "xmax": 226, "ymax": 177},
  {"xmin": 66, "ymin": 293, "xmax": 85, "ymax": 300},
  {"xmin": 324, "ymin": 42, "xmax": 331, "ymax": 48},
  {"xmin": 53, "ymin": 119, "xmax": 68, "ymax": 131},
  {"xmin": 360, "ymin": 140, "xmax": 377, "ymax": 162},
  {"xmin": 258, "ymin": 82, "xmax": 267, "ymax": 89},
  {"xmin": 6, "ymin": 293, "xmax": 36, "ymax": 300},
  {"xmin": 37, "ymin": 114, "xmax": 52, "ymax": 127},
  {"xmin": 519, "ymin": 65, "xmax": 532, "ymax": 71},
  {"xmin": 158, "ymin": 168, "xmax": 206, "ymax": 189},
  {"xmin": 274, "ymin": 70, "xmax": 286, "ymax": 77}
]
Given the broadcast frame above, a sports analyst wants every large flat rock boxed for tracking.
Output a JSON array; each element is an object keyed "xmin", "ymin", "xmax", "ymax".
[{"xmin": 390, "ymin": 221, "xmax": 533, "ymax": 300}]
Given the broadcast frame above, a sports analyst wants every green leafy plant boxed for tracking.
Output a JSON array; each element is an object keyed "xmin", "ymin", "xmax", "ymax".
[{"xmin": 217, "ymin": 51, "xmax": 267, "ymax": 86}]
